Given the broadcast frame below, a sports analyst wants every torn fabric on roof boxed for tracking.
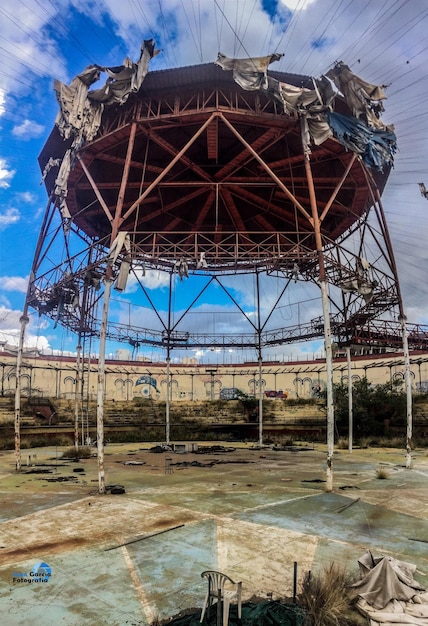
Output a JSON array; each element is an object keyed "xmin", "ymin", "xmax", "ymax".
[
  {"xmin": 89, "ymin": 39, "xmax": 159, "ymax": 105},
  {"xmin": 54, "ymin": 40, "xmax": 157, "ymax": 148},
  {"xmin": 328, "ymin": 110, "xmax": 396, "ymax": 171},
  {"xmin": 215, "ymin": 53, "xmax": 283, "ymax": 91},
  {"xmin": 54, "ymin": 65, "xmax": 104, "ymax": 145},
  {"xmin": 216, "ymin": 54, "xmax": 395, "ymax": 170},
  {"xmin": 108, "ymin": 231, "xmax": 132, "ymax": 292},
  {"xmin": 326, "ymin": 61, "xmax": 388, "ymax": 130}
]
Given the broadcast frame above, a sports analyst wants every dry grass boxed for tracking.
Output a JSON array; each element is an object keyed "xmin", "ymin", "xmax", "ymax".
[
  {"xmin": 375, "ymin": 466, "xmax": 390, "ymax": 479},
  {"xmin": 336, "ymin": 437, "xmax": 349, "ymax": 449},
  {"xmin": 61, "ymin": 445, "xmax": 93, "ymax": 459},
  {"xmin": 298, "ymin": 563, "xmax": 359, "ymax": 626}
]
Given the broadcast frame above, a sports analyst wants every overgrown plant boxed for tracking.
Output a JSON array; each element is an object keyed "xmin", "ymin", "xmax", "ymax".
[
  {"xmin": 375, "ymin": 466, "xmax": 390, "ymax": 479},
  {"xmin": 332, "ymin": 377, "xmax": 407, "ymax": 438},
  {"xmin": 299, "ymin": 563, "xmax": 358, "ymax": 626},
  {"xmin": 61, "ymin": 445, "xmax": 93, "ymax": 459}
]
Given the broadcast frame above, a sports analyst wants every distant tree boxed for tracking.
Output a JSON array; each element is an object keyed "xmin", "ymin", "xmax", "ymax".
[{"xmin": 333, "ymin": 376, "xmax": 406, "ymax": 438}]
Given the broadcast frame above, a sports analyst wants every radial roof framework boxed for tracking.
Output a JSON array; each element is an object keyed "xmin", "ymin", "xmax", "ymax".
[{"xmin": 30, "ymin": 42, "xmax": 410, "ymax": 353}]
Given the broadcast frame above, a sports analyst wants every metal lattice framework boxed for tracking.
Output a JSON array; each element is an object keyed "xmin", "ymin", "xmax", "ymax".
[{"xmin": 28, "ymin": 62, "xmax": 419, "ymax": 351}]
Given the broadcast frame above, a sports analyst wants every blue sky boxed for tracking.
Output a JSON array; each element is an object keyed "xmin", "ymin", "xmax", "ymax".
[{"xmin": 0, "ymin": 0, "xmax": 428, "ymax": 363}]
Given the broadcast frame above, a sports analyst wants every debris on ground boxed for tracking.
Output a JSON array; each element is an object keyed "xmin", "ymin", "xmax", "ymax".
[
  {"xmin": 195, "ymin": 445, "xmax": 236, "ymax": 454},
  {"xmin": 117, "ymin": 460, "xmax": 146, "ymax": 465}
]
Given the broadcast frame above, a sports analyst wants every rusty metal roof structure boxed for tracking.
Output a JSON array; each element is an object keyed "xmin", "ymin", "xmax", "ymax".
[
  {"xmin": 28, "ymin": 50, "xmax": 428, "ymax": 352},
  {"xmin": 38, "ymin": 62, "xmax": 390, "ymax": 273}
]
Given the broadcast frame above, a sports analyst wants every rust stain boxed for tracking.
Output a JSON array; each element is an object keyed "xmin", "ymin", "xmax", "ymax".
[{"xmin": 0, "ymin": 536, "xmax": 87, "ymax": 563}]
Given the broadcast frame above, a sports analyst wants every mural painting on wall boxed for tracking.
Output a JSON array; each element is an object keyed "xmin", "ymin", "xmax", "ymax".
[
  {"xmin": 311, "ymin": 381, "xmax": 326, "ymax": 398},
  {"xmin": 134, "ymin": 374, "xmax": 159, "ymax": 397},
  {"xmin": 264, "ymin": 390, "xmax": 288, "ymax": 398}
]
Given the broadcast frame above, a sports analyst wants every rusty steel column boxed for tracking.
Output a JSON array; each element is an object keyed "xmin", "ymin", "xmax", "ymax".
[
  {"xmin": 301, "ymin": 118, "xmax": 335, "ymax": 493},
  {"xmin": 92, "ymin": 122, "xmax": 137, "ymax": 493},
  {"xmin": 96, "ymin": 276, "xmax": 112, "ymax": 494},
  {"xmin": 371, "ymin": 184, "xmax": 413, "ymax": 471}
]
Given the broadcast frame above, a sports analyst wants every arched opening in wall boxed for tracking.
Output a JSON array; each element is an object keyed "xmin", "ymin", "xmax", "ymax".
[
  {"xmin": 63, "ymin": 376, "xmax": 76, "ymax": 399},
  {"xmin": 114, "ymin": 378, "xmax": 125, "ymax": 400},
  {"xmin": 302, "ymin": 377, "xmax": 313, "ymax": 398}
]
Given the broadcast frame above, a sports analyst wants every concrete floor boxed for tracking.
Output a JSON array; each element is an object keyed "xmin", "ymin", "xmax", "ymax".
[{"xmin": 0, "ymin": 442, "xmax": 427, "ymax": 625}]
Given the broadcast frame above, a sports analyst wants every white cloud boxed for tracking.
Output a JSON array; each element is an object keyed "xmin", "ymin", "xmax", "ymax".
[
  {"xmin": 125, "ymin": 268, "xmax": 170, "ymax": 292},
  {"xmin": 279, "ymin": 0, "xmax": 316, "ymax": 9},
  {"xmin": 0, "ymin": 158, "xmax": 15, "ymax": 189},
  {"xmin": 0, "ymin": 89, "xmax": 5, "ymax": 116},
  {"xmin": 15, "ymin": 191, "xmax": 37, "ymax": 203},
  {"xmin": 0, "ymin": 275, "xmax": 28, "ymax": 293},
  {"xmin": 0, "ymin": 207, "xmax": 20, "ymax": 228},
  {"xmin": 0, "ymin": 1, "xmax": 68, "ymax": 97},
  {"xmin": 12, "ymin": 119, "xmax": 45, "ymax": 140},
  {"xmin": 0, "ymin": 306, "xmax": 50, "ymax": 350}
]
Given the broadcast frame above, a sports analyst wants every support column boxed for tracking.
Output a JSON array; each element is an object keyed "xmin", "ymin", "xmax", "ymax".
[
  {"xmin": 165, "ymin": 356, "xmax": 171, "ymax": 445},
  {"xmin": 400, "ymin": 315, "xmax": 412, "ymax": 468},
  {"xmin": 14, "ymin": 314, "xmax": 29, "ymax": 471},
  {"xmin": 256, "ymin": 270, "xmax": 264, "ymax": 448},
  {"xmin": 96, "ymin": 277, "xmax": 113, "ymax": 494},
  {"xmin": 258, "ymin": 356, "xmax": 263, "ymax": 448},
  {"xmin": 320, "ymin": 280, "xmax": 335, "ymax": 491},
  {"xmin": 347, "ymin": 346, "xmax": 353, "ymax": 452},
  {"xmin": 164, "ymin": 272, "xmax": 173, "ymax": 446},
  {"xmin": 372, "ymin": 185, "xmax": 413, "ymax": 470},
  {"xmin": 302, "ymin": 117, "xmax": 334, "ymax": 492},
  {"xmin": 74, "ymin": 341, "xmax": 82, "ymax": 451}
]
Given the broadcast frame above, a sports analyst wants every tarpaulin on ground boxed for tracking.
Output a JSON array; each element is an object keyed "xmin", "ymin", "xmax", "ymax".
[
  {"xmin": 349, "ymin": 552, "xmax": 428, "ymax": 625},
  {"xmin": 167, "ymin": 601, "xmax": 306, "ymax": 626}
]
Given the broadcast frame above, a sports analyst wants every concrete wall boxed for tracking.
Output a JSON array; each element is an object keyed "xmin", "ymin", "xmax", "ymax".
[{"xmin": 1, "ymin": 349, "xmax": 428, "ymax": 402}]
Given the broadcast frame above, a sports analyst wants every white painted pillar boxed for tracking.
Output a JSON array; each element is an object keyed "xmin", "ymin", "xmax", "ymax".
[
  {"xmin": 14, "ymin": 314, "xmax": 29, "ymax": 471},
  {"xmin": 347, "ymin": 346, "xmax": 353, "ymax": 452}
]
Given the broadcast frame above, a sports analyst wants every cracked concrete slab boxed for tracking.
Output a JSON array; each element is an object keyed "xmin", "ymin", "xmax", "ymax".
[{"xmin": 0, "ymin": 443, "xmax": 427, "ymax": 625}]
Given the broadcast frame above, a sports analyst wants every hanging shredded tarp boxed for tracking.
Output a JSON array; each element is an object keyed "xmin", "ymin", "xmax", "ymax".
[
  {"xmin": 215, "ymin": 54, "xmax": 396, "ymax": 171},
  {"xmin": 54, "ymin": 39, "xmax": 158, "ymax": 147},
  {"xmin": 215, "ymin": 53, "xmax": 283, "ymax": 91},
  {"xmin": 325, "ymin": 61, "xmax": 388, "ymax": 130},
  {"xmin": 328, "ymin": 110, "xmax": 396, "ymax": 171}
]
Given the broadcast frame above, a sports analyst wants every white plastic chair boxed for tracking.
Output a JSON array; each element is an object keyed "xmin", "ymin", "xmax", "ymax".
[{"xmin": 200, "ymin": 570, "xmax": 242, "ymax": 626}]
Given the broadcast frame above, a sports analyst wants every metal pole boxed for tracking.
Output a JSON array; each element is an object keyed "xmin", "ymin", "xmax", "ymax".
[
  {"xmin": 14, "ymin": 314, "xmax": 29, "ymax": 471},
  {"xmin": 256, "ymin": 270, "xmax": 263, "ymax": 448},
  {"xmin": 320, "ymin": 280, "xmax": 334, "ymax": 492},
  {"xmin": 165, "ymin": 272, "xmax": 173, "ymax": 445},
  {"xmin": 347, "ymin": 346, "xmax": 353, "ymax": 452},
  {"xmin": 400, "ymin": 315, "xmax": 412, "ymax": 468},
  {"xmin": 301, "ymin": 118, "xmax": 334, "ymax": 492},
  {"xmin": 371, "ymin": 185, "xmax": 413, "ymax": 471},
  {"xmin": 96, "ymin": 277, "xmax": 113, "ymax": 494},
  {"xmin": 293, "ymin": 561, "xmax": 298, "ymax": 604},
  {"xmin": 74, "ymin": 341, "xmax": 82, "ymax": 451},
  {"xmin": 165, "ymin": 356, "xmax": 171, "ymax": 445},
  {"xmin": 258, "ymin": 356, "xmax": 263, "ymax": 448}
]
